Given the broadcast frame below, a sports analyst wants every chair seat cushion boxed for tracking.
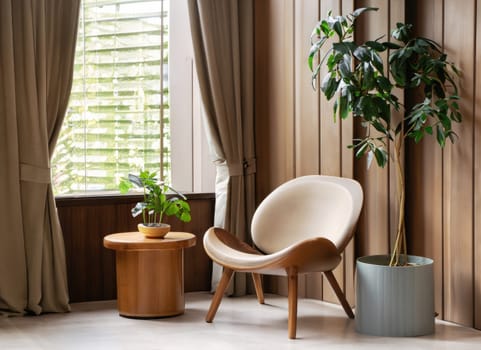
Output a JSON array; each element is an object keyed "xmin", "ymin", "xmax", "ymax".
[{"xmin": 203, "ymin": 227, "xmax": 342, "ymax": 275}]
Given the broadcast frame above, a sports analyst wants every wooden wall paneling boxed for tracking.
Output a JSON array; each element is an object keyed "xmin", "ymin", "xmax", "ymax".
[
  {"xmin": 60, "ymin": 203, "xmax": 118, "ymax": 302},
  {"xmin": 475, "ymin": 0, "xmax": 481, "ymax": 330},
  {"xmin": 294, "ymin": 0, "xmax": 320, "ymax": 178},
  {"xmin": 295, "ymin": 0, "xmax": 320, "ymax": 298},
  {"xmin": 341, "ymin": 0, "xmax": 356, "ymax": 307},
  {"xmin": 319, "ymin": 2, "xmax": 342, "ymax": 177},
  {"xmin": 89, "ymin": 205, "xmax": 117, "ymax": 300},
  {"xmin": 353, "ymin": 0, "xmax": 390, "ymax": 257},
  {"xmin": 253, "ymin": 0, "xmax": 481, "ymax": 330},
  {"xmin": 254, "ymin": 0, "xmax": 296, "ymax": 206},
  {"xmin": 443, "ymin": 0, "xmax": 475, "ymax": 327},
  {"xmin": 387, "ymin": 0, "xmax": 406, "ymax": 259},
  {"xmin": 294, "ymin": 0, "xmax": 321, "ymax": 300},
  {"xmin": 318, "ymin": 0, "xmax": 347, "ymax": 305},
  {"xmin": 254, "ymin": 0, "xmax": 295, "ymax": 296},
  {"xmin": 58, "ymin": 195, "xmax": 215, "ymax": 302},
  {"xmin": 405, "ymin": 0, "xmax": 445, "ymax": 320}
]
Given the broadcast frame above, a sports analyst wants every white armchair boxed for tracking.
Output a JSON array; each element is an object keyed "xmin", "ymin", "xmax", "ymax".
[{"xmin": 203, "ymin": 175, "xmax": 363, "ymax": 339}]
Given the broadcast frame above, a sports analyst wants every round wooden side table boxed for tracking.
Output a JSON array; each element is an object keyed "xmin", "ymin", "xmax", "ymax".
[{"xmin": 103, "ymin": 231, "xmax": 196, "ymax": 318}]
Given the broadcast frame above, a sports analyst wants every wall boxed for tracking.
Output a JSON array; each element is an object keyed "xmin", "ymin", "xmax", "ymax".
[
  {"xmin": 254, "ymin": 0, "xmax": 357, "ymax": 304},
  {"xmin": 254, "ymin": 0, "xmax": 481, "ymax": 330},
  {"xmin": 57, "ymin": 194, "xmax": 214, "ymax": 302},
  {"xmin": 405, "ymin": 0, "xmax": 481, "ymax": 329}
]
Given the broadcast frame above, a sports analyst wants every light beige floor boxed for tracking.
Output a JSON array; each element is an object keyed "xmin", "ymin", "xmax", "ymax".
[{"xmin": 1, "ymin": 292, "xmax": 481, "ymax": 349}]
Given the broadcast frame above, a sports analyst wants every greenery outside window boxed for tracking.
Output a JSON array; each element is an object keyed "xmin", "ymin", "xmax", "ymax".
[{"xmin": 52, "ymin": 0, "xmax": 169, "ymax": 194}]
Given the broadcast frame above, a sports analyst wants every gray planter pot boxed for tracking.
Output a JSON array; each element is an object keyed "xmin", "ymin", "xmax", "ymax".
[{"xmin": 355, "ymin": 254, "xmax": 434, "ymax": 336}]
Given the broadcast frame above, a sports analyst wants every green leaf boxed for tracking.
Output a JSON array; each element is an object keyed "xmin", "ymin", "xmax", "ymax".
[
  {"xmin": 128, "ymin": 173, "xmax": 144, "ymax": 187},
  {"xmin": 362, "ymin": 62, "xmax": 375, "ymax": 90},
  {"xmin": 339, "ymin": 58, "xmax": 352, "ymax": 79},
  {"xmin": 353, "ymin": 46, "xmax": 371, "ymax": 61},
  {"xmin": 371, "ymin": 51, "xmax": 384, "ymax": 73},
  {"xmin": 436, "ymin": 124, "xmax": 446, "ymax": 147},
  {"xmin": 374, "ymin": 147, "xmax": 388, "ymax": 167},
  {"xmin": 180, "ymin": 212, "xmax": 191, "ymax": 222},
  {"xmin": 376, "ymin": 76, "xmax": 393, "ymax": 93},
  {"xmin": 352, "ymin": 7, "xmax": 378, "ymax": 18},
  {"xmin": 452, "ymin": 111, "xmax": 462, "ymax": 123},
  {"xmin": 371, "ymin": 119, "xmax": 388, "ymax": 135},
  {"xmin": 308, "ymin": 37, "xmax": 328, "ymax": 71},
  {"xmin": 326, "ymin": 52, "xmax": 338, "ymax": 70},
  {"xmin": 355, "ymin": 141, "xmax": 369, "ymax": 158},
  {"xmin": 339, "ymin": 93, "xmax": 349, "ymax": 120},
  {"xmin": 180, "ymin": 201, "xmax": 190, "ymax": 210},
  {"xmin": 412, "ymin": 129, "xmax": 424, "ymax": 143},
  {"xmin": 321, "ymin": 73, "xmax": 339, "ymax": 100},
  {"xmin": 392, "ymin": 23, "xmax": 413, "ymax": 43},
  {"xmin": 332, "ymin": 42, "xmax": 352, "ymax": 55},
  {"xmin": 119, "ymin": 179, "xmax": 132, "ymax": 194},
  {"xmin": 366, "ymin": 40, "xmax": 386, "ymax": 52},
  {"xmin": 320, "ymin": 20, "xmax": 331, "ymax": 36},
  {"xmin": 165, "ymin": 202, "xmax": 179, "ymax": 216},
  {"xmin": 333, "ymin": 21, "xmax": 343, "ymax": 38},
  {"xmin": 131, "ymin": 202, "xmax": 147, "ymax": 218},
  {"xmin": 382, "ymin": 41, "xmax": 402, "ymax": 50}
]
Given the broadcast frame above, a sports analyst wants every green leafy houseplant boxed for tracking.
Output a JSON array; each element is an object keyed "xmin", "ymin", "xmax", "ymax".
[
  {"xmin": 120, "ymin": 170, "xmax": 191, "ymax": 226},
  {"xmin": 308, "ymin": 7, "xmax": 462, "ymax": 266}
]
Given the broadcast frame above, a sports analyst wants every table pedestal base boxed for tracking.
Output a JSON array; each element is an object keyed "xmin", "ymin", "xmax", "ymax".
[{"xmin": 116, "ymin": 249, "xmax": 184, "ymax": 318}]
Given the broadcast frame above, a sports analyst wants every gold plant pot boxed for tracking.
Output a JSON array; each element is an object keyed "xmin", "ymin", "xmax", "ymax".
[{"xmin": 137, "ymin": 223, "xmax": 171, "ymax": 238}]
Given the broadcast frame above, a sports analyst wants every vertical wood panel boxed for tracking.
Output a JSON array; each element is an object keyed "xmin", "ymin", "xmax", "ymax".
[
  {"xmin": 475, "ymin": 0, "xmax": 481, "ymax": 330},
  {"xmin": 341, "ymin": 0, "xmax": 356, "ymax": 307},
  {"xmin": 318, "ymin": 0, "xmax": 349, "ymax": 305},
  {"xmin": 255, "ymin": 0, "xmax": 296, "ymax": 204},
  {"xmin": 405, "ymin": 0, "xmax": 445, "ymax": 320},
  {"xmin": 354, "ymin": 0, "xmax": 391, "ymax": 257},
  {"xmin": 319, "ymin": 2, "xmax": 342, "ymax": 177},
  {"xmin": 443, "ymin": 0, "xmax": 475, "ymax": 326},
  {"xmin": 255, "ymin": 0, "xmax": 295, "ymax": 296},
  {"xmin": 388, "ymin": 0, "xmax": 406, "ymax": 255},
  {"xmin": 295, "ymin": 0, "xmax": 320, "ymax": 177},
  {"xmin": 294, "ymin": 0, "xmax": 321, "ymax": 299}
]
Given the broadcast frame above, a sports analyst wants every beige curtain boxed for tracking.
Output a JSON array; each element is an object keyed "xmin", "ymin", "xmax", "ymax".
[
  {"xmin": 0, "ymin": 0, "xmax": 80, "ymax": 315},
  {"xmin": 188, "ymin": 0, "xmax": 256, "ymax": 295}
]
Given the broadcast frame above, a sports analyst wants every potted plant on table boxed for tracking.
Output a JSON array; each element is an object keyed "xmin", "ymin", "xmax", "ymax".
[
  {"xmin": 308, "ymin": 7, "xmax": 462, "ymax": 336},
  {"xmin": 119, "ymin": 170, "xmax": 191, "ymax": 238}
]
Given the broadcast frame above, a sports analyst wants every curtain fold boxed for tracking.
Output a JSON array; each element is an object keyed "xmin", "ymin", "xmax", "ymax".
[
  {"xmin": 0, "ymin": 0, "xmax": 80, "ymax": 315},
  {"xmin": 188, "ymin": 0, "xmax": 256, "ymax": 295}
]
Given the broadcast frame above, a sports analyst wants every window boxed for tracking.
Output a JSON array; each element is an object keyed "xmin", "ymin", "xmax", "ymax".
[
  {"xmin": 53, "ymin": 0, "xmax": 215, "ymax": 196},
  {"xmin": 52, "ymin": 0, "xmax": 170, "ymax": 194}
]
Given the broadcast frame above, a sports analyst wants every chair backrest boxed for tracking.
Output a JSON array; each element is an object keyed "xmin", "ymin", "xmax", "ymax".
[{"xmin": 251, "ymin": 175, "xmax": 363, "ymax": 254}]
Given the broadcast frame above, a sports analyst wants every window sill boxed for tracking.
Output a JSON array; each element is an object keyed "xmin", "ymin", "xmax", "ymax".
[{"xmin": 55, "ymin": 192, "xmax": 215, "ymax": 207}]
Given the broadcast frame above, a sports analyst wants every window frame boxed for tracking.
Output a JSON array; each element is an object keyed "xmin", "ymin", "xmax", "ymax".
[{"xmin": 53, "ymin": 0, "xmax": 215, "ymax": 198}]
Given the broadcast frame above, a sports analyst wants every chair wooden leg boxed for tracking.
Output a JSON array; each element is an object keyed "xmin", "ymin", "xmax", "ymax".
[
  {"xmin": 205, "ymin": 267, "xmax": 234, "ymax": 323},
  {"xmin": 251, "ymin": 273, "xmax": 265, "ymax": 304},
  {"xmin": 324, "ymin": 270, "xmax": 354, "ymax": 319},
  {"xmin": 287, "ymin": 268, "xmax": 298, "ymax": 339}
]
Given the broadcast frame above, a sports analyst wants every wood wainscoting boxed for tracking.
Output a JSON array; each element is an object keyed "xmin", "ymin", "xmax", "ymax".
[
  {"xmin": 56, "ymin": 193, "xmax": 215, "ymax": 303},
  {"xmin": 254, "ymin": 0, "xmax": 481, "ymax": 331}
]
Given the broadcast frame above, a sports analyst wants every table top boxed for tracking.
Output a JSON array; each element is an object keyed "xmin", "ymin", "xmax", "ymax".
[{"xmin": 103, "ymin": 231, "xmax": 196, "ymax": 251}]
